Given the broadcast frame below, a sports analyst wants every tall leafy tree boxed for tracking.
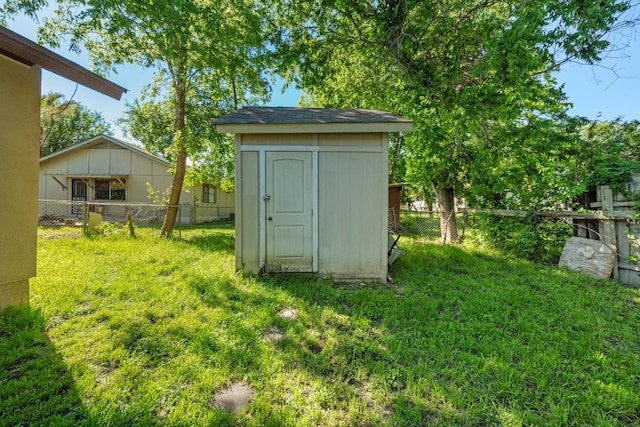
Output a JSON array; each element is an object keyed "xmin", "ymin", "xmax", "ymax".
[
  {"xmin": 271, "ymin": 0, "xmax": 636, "ymax": 242},
  {"xmin": 120, "ymin": 70, "xmax": 269, "ymax": 193},
  {"xmin": 574, "ymin": 119, "xmax": 640, "ymax": 196},
  {"xmin": 40, "ymin": 92, "xmax": 112, "ymax": 156},
  {"xmin": 19, "ymin": 0, "xmax": 270, "ymax": 236}
]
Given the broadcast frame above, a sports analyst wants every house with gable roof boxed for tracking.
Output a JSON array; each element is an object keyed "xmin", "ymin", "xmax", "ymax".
[{"xmin": 39, "ymin": 134, "xmax": 234, "ymax": 225}]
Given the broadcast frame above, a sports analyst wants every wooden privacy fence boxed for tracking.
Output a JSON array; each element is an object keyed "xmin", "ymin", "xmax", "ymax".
[
  {"xmin": 580, "ymin": 185, "xmax": 639, "ymax": 286},
  {"xmin": 463, "ymin": 185, "xmax": 639, "ymax": 287}
]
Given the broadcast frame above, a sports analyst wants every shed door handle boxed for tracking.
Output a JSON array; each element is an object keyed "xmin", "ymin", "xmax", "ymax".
[{"xmin": 268, "ymin": 216, "xmax": 272, "ymax": 221}]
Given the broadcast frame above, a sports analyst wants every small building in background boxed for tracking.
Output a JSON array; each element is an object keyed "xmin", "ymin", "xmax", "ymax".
[
  {"xmin": 388, "ymin": 183, "xmax": 405, "ymax": 233},
  {"xmin": 38, "ymin": 134, "xmax": 234, "ymax": 225},
  {"xmin": 214, "ymin": 107, "xmax": 412, "ymax": 282}
]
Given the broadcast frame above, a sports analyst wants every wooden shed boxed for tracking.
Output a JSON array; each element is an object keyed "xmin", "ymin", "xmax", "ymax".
[
  {"xmin": 214, "ymin": 107, "xmax": 412, "ymax": 282},
  {"xmin": 0, "ymin": 26, "xmax": 125, "ymax": 309}
]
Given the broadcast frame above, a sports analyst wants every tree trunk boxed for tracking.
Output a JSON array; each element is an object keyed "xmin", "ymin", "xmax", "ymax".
[
  {"xmin": 389, "ymin": 133, "xmax": 404, "ymax": 184},
  {"xmin": 432, "ymin": 185, "xmax": 459, "ymax": 243},
  {"xmin": 160, "ymin": 80, "xmax": 187, "ymax": 237},
  {"xmin": 160, "ymin": 149, "xmax": 187, "ymax": 237}
]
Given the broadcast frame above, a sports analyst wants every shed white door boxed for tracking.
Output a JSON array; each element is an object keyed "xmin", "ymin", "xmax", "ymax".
[{"xmin": 265, "ymin": 151, "xmax": 314, "ymax": 272}]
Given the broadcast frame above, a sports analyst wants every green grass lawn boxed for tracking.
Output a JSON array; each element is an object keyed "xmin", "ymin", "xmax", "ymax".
[{"xmin": 2, "ymin": 224, "xmax": 640, "ymax": 426}]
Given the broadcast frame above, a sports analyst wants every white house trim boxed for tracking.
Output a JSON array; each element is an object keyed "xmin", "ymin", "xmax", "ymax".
[
  {"xmin": 241, "ymin": 145, "xmax": 320, "ymax": 152},
  {"xmin": 312, "ymin": 149, "xmax": 319, "ymax": 272},
  {"xmin": 240, "ymin": 145, "xmax": 383, "ymax": 153},
  {"xmin": 258, "ymin": 150, "xmax": 267, "ymax": 271},
  {"xmin": 217, "ymin": 122, "xmax": 413, "ymax": 134}
]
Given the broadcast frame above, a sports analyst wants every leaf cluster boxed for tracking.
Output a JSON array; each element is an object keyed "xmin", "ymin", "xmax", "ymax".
[
  {"xmin": 270, "ymin": 0, "xmax": 635, "ymax": 211},
  {"xmin": 575, "ymin": 119, "xmax": 640, "ymax": 196},
  {"xmin": 40, "ymin": 92, "xmax": 112, "ymax": 156}
]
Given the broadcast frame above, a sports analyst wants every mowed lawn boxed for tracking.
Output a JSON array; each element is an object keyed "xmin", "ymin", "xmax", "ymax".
[{"xmin": 2, "ymin": 224, "xmax": 640, "ymax": 426}]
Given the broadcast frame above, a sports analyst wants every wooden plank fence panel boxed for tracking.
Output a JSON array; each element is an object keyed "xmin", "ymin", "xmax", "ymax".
[
  {"xmin": 617, "ymin": 228, "xmax": 630, "ymax": 285},
  {"xmin": 461, "ymin": 187, "xmax": 640, "ymax": 286},
  {"xmin": 630, "ymin": 270, "xmax": 640, "ymax": 287},
  {"xmin": 594, "ymin": 185, "xmax": 640, "ymax": 287},
  {"xmin": 598, "ymin": 186, "xmax": 619, "ymax": 280},
  {"xmin": 625, "ymin": 225, "xmax": 640, "ymax": 287}
]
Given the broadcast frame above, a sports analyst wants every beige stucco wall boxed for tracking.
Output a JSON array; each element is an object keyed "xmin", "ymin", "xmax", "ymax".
[
  {"xmin": 0, "ymin": 55, "xmax": 41, "ymax": 308},
  {"xmin": 236, "ymin": 132, "xmax": 388, "ymax": 281}
]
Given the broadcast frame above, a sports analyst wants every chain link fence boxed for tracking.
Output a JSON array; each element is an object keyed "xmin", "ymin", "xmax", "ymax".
[
  {"xmin": 391, "ymin": 208, "xmax": 466, "ymax": 242},
  {"xmin": 38, "ymin": 200, "xmax": 187, "ymax": 237}
]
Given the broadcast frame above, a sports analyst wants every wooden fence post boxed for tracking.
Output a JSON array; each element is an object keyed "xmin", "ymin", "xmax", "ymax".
[
  {"xmin": 81, "ymin": 202, "xmax": 88, "ymax": 234},
  {"xmin": 598, "ymin": 185, "xmax": 618, "ymax": 280}
]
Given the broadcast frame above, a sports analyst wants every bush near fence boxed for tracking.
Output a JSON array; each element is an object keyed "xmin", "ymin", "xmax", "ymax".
[
  {"xmin": 468, "ymin": 212, "xmax": 574, "ymax": 263},
  {"xmin": 393, "ymin": 208, "xmax": 573, "ymax": 263}
]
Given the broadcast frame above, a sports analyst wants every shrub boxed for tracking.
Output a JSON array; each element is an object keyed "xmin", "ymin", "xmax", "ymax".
[{"xmin": 471, "ymin": 214, "xmax": 573, "ymax": 263}]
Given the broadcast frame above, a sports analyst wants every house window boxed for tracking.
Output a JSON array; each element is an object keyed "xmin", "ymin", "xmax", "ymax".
[
  {"xmin": 95, "ymin": 178, "xmax": 126, "ymax": 200},
  {"xmin": 203, "ymin": 184, "xmax": 217, "ymax": 204}
]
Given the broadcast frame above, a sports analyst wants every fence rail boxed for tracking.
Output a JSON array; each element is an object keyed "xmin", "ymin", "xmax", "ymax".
[
  {"xmin": 38, "ymin": 200, "xmax": 176, "ymax": 228},
  {"xmin": 393, "ymin": 189, "xmax": 639, "ymax": 287}
]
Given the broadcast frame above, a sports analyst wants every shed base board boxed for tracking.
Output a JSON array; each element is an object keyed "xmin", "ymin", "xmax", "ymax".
[
  {"xmin": 320, "ymin": 273, "xmax": 387, "ymax": 284},
  {"xmin": 0, "ymin": 279, "xmax": 30, "ymax": 309},
  {"xmin": 236, "ymin": 269, "xmax": 387, "ymax": 284}
]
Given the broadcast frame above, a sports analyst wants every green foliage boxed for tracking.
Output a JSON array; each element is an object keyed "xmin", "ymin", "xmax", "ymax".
[
  {"xmin": 145, "ymin": 182, "xmax": 172, "ymax": 205},
  {"xmin": 40, "ymin": 92, "xmax": 112, "ymax": 156},
  {"xmin": 84, "ymin": 221, "xmax": 129, "ymax": 238},
  {"xmin": 0, "ymin": 0, "xmax": 47, "ymax": 25},
  {"xmin": 462, "ymin": 112, "xmax": 588, "ymax": 211},
  {"xmin": 20, "ymin": 0, "xmax": 272, "ymax": 235},
  {"xmin": 5, "ymin": 225, "xmax": 639, "ymax": 425},
  {"xmin": 388, "ymin": 133, "xmax": 407, "ymax": 184},
  {"xmin": 575, "ymin": 119, "xmax": 640, "ymax": 197},
  {"xmin": 120, "ymin": 96, "xmax": 174, "ymax": 160},
  {"xmin": 471, "ymin": 214, "xmax": 574, "ymax": 263},
  {"xmin": 271, "ymin": 0, "xmax": 635, "ymax": 226}
]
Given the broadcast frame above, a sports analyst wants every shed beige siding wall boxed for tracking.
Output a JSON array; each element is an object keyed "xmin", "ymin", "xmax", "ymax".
[
  {"xmin": 236, "ymin": 132, "xmax": 388, "ymax": 281},
  {"xmin": 318, "ymin": 155, "xmax": 387, "ymax": 278},
  {"xmin": 0, "ymin": 55, "xmax": 41, "ymax": 308},
  {"xmin": 238, "ymin": 150, "xmax": 260, "ymax": 271},
  {"xmin": 317, "ymin": 133, "xmax": 388, "ymax": 280}
]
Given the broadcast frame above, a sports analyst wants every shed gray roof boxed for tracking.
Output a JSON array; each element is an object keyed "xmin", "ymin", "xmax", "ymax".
[
  {"xmin": 214, "ymin": 107, "xmax": 412, "ymax": 125},
  {"xmin": 214, "ymin": 107, "xmax": 413, "ymax": 134}
]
